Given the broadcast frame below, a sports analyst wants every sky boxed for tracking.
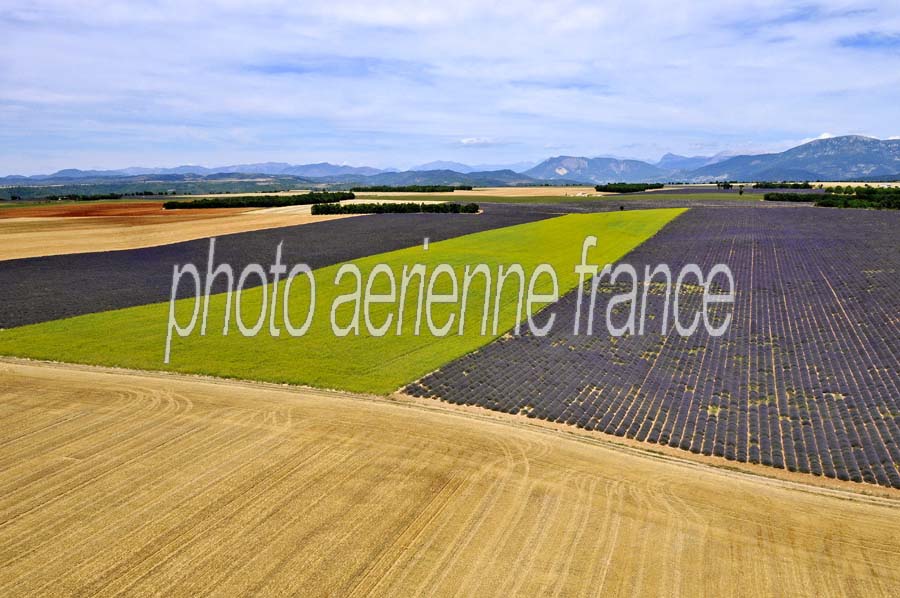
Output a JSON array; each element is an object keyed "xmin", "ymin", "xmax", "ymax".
[{"xmin": 2, "ymin": 0, "xmax": 900, "ymax": 175}]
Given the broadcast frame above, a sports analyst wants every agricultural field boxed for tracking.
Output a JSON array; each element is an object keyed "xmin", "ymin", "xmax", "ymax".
[
  {"xmin": 0, "ymin": 204, "xmax": 555, "ymax": 327},
  {"xmin": 355, "ymin": 185, "xmax": 603, "ymax": 197},
  {"xmin": 408, "ymin": 207, "xmax": 900, "ymax": 489},
  {"xmin": 0, "ymin": 203, "xmax": 349, "ymax": 261},
  {"xmin": 0, "ymin": 209, "xmax": 682, "ymax": 394},
  {"xmin": 1, "ymin": 196, "xmax": 898, "ymax": 595},
  {"xmin": 1, "ymin": 360, "xmax": 898, "ymax": 596},
  {"xmin": 0, "ymin": 197, "xmax": 462, "ymax": 261},
  {"xmin": 356, "ymin": 191, "xmax": 764, "ymax": 204},
  {"xmin": 0, "ymin": 201, "xmax": 186, "ymax": 218}
]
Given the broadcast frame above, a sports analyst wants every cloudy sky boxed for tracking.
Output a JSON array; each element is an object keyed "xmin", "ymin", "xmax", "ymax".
[{"xmin": 3, "ymin": 0, "xmax": 900, "ymax": 174}]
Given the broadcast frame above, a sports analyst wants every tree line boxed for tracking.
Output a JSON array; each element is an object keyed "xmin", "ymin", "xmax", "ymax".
[
  {"xmin": 4, "ymin": 190, "xmax": 175, "ymax": 202},
  {"xmin": 752, "ymin": 182, "xmax": 813, "ymax": 189},
  {"xmin": 164, "ymin": 191, "xmax": 354, "ymax": 209},
  {"xmin": 350, "ymin": 185, "xmax": 473, "ymax": 193},
  {"xmin": 764, "ymin": 186, "xmax": 900, "ymax": 209},
  {"xmin": 594, "ymin": 183, "xmax": 664, "ymax": 193},
  {"xmin": 311, "ymin": 202, "xmax": 479, "ymax": 215}
]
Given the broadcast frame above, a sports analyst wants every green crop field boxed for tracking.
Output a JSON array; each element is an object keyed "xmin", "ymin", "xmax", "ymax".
[{"xmin": 0, "ymin": 209, "xmax": 683, "ymax": 393}]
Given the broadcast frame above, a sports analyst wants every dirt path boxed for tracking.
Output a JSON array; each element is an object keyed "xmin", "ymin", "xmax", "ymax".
[{"xmin": 1, "ymin": 359, "xmax": 897, "ymax": 596}]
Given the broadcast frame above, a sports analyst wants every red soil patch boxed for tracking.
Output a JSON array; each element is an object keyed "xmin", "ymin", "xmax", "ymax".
[{"xmin": 0, "ymin": 202, "xmax": 247, "ymax": 219}]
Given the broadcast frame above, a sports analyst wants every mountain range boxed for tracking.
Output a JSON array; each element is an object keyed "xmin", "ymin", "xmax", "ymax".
[{"xmin": 4, "ymin": 136, "xmax": 899, "ymax": 186}]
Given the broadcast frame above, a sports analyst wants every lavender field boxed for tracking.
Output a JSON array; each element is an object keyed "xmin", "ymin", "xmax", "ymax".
[{"xmin": 408, "ymin": 207, "xmax": 900, "ymax": 488}]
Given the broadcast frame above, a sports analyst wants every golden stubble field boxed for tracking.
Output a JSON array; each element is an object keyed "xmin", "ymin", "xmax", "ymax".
[
  {"xmin": 358, "ymin": 186, "xmax": 610, "ymax": 197},
  {"xmin": 1, "ymin": 360, "xmax": 898, "ymax": 596},
  {"xmin": 0, "ymin": 210, "xmax": 352, "ymax": 261},
  {"xmin": 0, "ymin": 198, "xmax": 453, "ymax": 261}
]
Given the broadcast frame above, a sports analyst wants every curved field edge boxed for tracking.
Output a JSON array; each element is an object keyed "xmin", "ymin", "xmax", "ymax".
[
  {"xmin": 0, "ymin": 209, "xmax": 684, "ymax": 394},
  {"xmin": 1, "ymin": 359, "xmax": 898, "ymax": 596},
  {"xmin": 407, "ymin": 206, "xmax": 900, "ymax": 490},
  {"xmin": 395, "ymin": 385, "xmax": 900, "ymax": 500}
]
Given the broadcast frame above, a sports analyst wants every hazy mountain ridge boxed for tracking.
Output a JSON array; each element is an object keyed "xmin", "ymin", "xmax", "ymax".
[
  {"xmin": 4, "ymin": 136, "xmax": 900, "ymax": 186},
  {"xmin": 316, "ymin": 169, "xmax": 546, "ymax": 187},
  {"xmin": 525, "ymin": 136, "xmax": 900, "ymax": 183},
  {"xmin": 409, "ymin": 160, "xmax": 536, "ymax": 173},
  {"xmin": 523, "ymin": 156, "xmax": 669, "ymax": 183},
  {"xmin": 683, "ymin": 136, "xmax": 900, "ymax": 182}
]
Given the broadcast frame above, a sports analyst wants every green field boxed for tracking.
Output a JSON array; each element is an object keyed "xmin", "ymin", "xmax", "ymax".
[{"xmin": 0, "ymin": 209, "xmax": 683, "ymax": 393}]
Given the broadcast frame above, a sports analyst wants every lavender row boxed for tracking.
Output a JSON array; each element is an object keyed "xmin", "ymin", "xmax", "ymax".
[{"xmin": 408, "ymin": 207, "xmax": 900, "ymax": 489}]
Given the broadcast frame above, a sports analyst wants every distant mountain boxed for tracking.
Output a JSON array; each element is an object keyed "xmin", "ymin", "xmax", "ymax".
[
  {"xmin": 410, "ymin": 161, "xmax": 475, "ymax": 173},
  {"xmin": 523, "ymin": 137, "xmax": 900, "ymax": 184},
  {"xmin": 0, "ymin": 171, "xmax": 317, "ymax": 186},
  {"xmin": 410, "ymin": 160, "xmax": 535, "ymax": 173},
  {"xmin": 6, "ymin": 136, "xmax": 900, "ymax": 186},
  {"xmin": 321, "ymin": 169, "xmax": 543, "ymax": 187},
  {"xmin": 23, "ymin": 162, "xmax": 386, "ymax": 180},
  {"xmin": 524, "ymin": 156, "xmax": 668, "ymax": 183},
  {"xmin": 684, "ymin": 136, "xmax": 900, "ymax": 181},
  {"xmin": 278, "ymin": 163, "xmax": 384, "ymax": 177},
  {"xmin": 656, "ymin": 153, "xmax": 713, "ymax": 171}
]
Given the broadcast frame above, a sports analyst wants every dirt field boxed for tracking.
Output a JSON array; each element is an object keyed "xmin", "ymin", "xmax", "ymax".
[
  {"xmin": 0, "ymin": 201, "xmax": 248, "ymax": 219},
  {"xmin": 1, "ymin": 360, "xmax": 898, "ymax": 596}
]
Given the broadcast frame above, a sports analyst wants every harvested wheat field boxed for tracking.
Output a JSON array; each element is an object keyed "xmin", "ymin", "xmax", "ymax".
[
  {"xmin": 0, "ymin": 210, "xmax": 353, "ymax": 261},
  {"xmin": 0, "ymin": 198, "xmax": 454, "ymax": 260},
  {"xmin": 357, "ymin": 186, "xmax": 606, "ymax": 197},
  {"xmin": 1, "ymin": 360, "xmax": 898, "ymax": 596}
]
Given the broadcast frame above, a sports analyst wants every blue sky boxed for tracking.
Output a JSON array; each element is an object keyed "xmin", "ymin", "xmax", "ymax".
[{"xmin": 3, "ymin": 0, "xmax": 900, "ymax": 174}]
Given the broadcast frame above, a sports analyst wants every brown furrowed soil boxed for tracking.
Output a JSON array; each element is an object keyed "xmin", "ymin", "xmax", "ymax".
[
  {"xmin": 0, "ymin": 201, "xmax": 247, "ymax": 219},
  {"xmin": 1, "ymin": 359, "xmax": 898, "ymax": 596}
]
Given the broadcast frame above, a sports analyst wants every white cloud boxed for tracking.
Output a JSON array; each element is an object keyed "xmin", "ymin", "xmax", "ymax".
[
  {"xmin": 2, "ymin": 0, "xmax": 900, "ymax": 173},
  {"xmin": 459, "ymin": 137, "xmax": 494, "ymax": 145}
]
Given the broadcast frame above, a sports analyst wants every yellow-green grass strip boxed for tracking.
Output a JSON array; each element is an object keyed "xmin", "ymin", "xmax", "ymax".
[{"xmin": 0, "ymin": 209, "xmax": 684, "ymax": 394}]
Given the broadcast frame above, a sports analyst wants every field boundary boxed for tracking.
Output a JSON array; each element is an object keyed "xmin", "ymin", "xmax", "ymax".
[{"xmin": 4, "ymin": 356, "xmax": 898, "ymax": 505}]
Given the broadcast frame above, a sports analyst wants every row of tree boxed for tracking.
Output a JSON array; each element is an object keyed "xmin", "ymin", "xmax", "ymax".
[
  {"xmin": 593, "ymin": 183, "xmax": 664, "ymax": 193},
  {"xmin": 14, "ymin": 190, "xmax": 173, "ymax": 201},
  {"xmin": 765, "ymin": 187, "xmax": 900, "ymax": 209},
  {"xmin": 350, "ymin": 185, "xmax": 473, "ymax": 192},
  {"xmin": 311, "ymin": 202, "xmax": 479, "ymax": 215},
  {"xmin": 164, "ymin": 191, "xmax": 354, "ymax": 209},
  {"xmin": 752, "ymin": 181, "xmax": 813, "ymax": 189}
]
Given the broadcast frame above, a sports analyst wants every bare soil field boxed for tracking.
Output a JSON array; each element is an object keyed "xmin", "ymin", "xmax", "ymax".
[
  {"xmin": 1, "ymin": 359, "xmax": 898, "ymax": 596},
  {"xmin": 0, "ymin": 201, "xmax": 247, "ymax": 219}
]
